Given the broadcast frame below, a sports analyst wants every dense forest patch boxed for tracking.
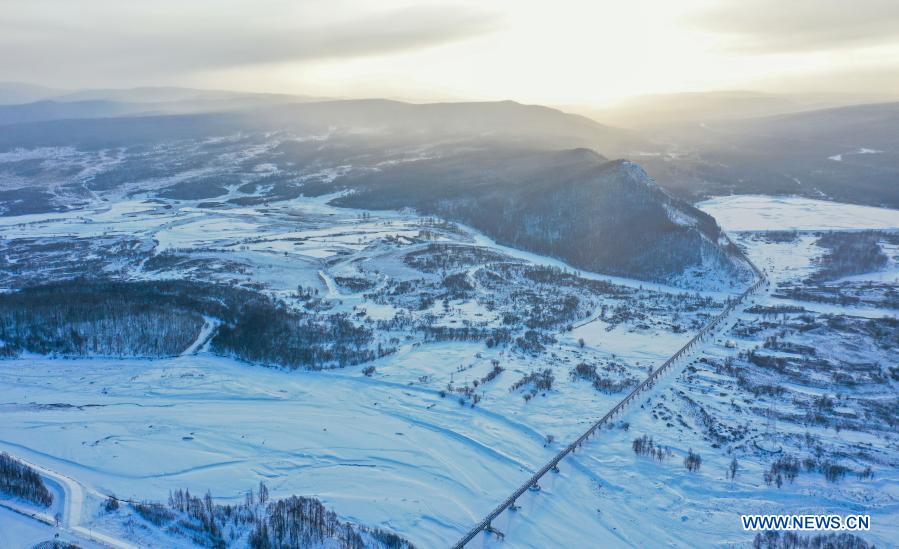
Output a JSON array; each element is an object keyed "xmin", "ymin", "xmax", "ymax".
[
  {"xmin": 0, "ymin": 452, "xmax": 53, "ymax": 507},
  {"xmin": 811, "ymin": 231, "xmax": 892, "ymax": 281},
  {"xmin": 335, "ymin": 150, "xmax": 748, "ymax": 285},
  {"xmin": 0, "ymin": 280, "xmax": 377, "ymax": 369},
  {"xmin": 0, "ymin": 281, "xmax": 206, "ymax": 357},
  {"xmin": 115, "ymin": 483, "xmax": 414, "ymax": 548}
]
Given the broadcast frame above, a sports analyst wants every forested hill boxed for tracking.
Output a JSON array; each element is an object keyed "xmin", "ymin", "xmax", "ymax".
[
  {"xmin": 336, "ymin": 148, "xmax": 751, "ymax": 285},
  {"xmin": 0, "ymin": 98, "xmax": 747, "ymax": 285}
]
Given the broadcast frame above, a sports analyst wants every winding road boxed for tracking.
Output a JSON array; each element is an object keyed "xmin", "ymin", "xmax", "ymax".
[{"xmin": 0, "ymin": 452, "xmax": 138, "ymax": 549}]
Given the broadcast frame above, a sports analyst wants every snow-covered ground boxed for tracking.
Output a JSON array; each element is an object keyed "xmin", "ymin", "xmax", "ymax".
[
  {"xmin": 700, "ymin": 195, "xmax": 899, "ymax": 304},
  {"xmin": 698, "ymin": 195, "xmax": 899, "ymax": 232},
  {"xmin": 828, "ymin": 148, "xmax": 883, "ymax": 162},
  {"xmin": 0, "ymin": 507, "xmax": 67, "ymax": 549},
  {"xmin": 0, "ymin": 348, "xmax": 660, "ymax": 547},
  {"xmin": 0, "ymin": 185, "xmax": 726, "ymax": 546},
  {"xmin": 0, "ymin": 183, "xmax": 720, "ymax": 546},
  {"xmin": 1, "ymin": 192, "xmax": 896, "ymax": 547}
]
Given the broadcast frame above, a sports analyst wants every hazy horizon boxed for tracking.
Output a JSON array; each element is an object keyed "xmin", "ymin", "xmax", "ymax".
[
  {"xmin": 1, "ymin": 3, "xmax": 898, "ymax": 548},
  {"xmin": 5, "ymin": 0, "xmax": 899, "ymax": 107}
]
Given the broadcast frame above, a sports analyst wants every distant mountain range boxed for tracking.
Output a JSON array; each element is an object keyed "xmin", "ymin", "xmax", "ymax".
[
  {"xmin": 0, "ymin": 96, "xmax": 646, "ymax": 157},
  {"xmin": 633, "ymin": 101, "xmax": 899, "ymax": 208},
  {"xmin": 2, "ymin": 84, "xmax": 893, "ymax": 283},
  {"xmin": 0, "ymin": 94, "xmax": 747, "ymax": 285},
  {"xmin": 576, "ymin": 90, "xmax": 893, "ymax": 129},
  {"xmin": 4, "ymin": 82, "xmax": 894, "ymax": 208},
  {"xmin": 0, "ymin": 82, "xmax": 322, "ymax": 125},
  {"xmin": 0, "ymin": 82, "xmax": 66, "ymax": 105},
  {"xmin": 0, "ymin": 82, "xmax": 319, "ymax": 105}
]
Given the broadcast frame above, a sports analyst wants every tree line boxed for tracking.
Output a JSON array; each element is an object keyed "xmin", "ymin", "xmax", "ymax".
[
  {"xmin": 0, "ymin": 452, "xmax": 52, "ymax": 507},
  {"xmin": 0, "ymin": 279, "xmax": 379, "ymax": 370},
  {"xmin": 116, "ymin": 482, "xmax": 414, "ymax": 549}
]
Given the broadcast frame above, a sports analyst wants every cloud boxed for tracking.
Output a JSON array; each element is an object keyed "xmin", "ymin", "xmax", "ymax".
[
  {"xmin": 0, "ymin": 1, "xmax": 499, "ymax": 85},
  {"xmin": 762, "ymin": 65, "xmax": 899, "ymax": 97},
  {"xmin": 689, "ymin": 0, "xmax": 899, "ymax": 53}
]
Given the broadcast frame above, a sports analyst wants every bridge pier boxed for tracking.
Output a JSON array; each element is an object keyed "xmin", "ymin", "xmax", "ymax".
[
  {"xmin": 451, "ymin": 262, "xmax": 767, "ymax": 548},
  {"xmin": 485, "ymin": 523, "xmax": 505, "ymax": 540}
]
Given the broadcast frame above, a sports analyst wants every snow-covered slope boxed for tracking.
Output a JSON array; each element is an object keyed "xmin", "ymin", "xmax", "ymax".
[{"xmin": 0, "ymin": 170, "xmax": 894, "ymax": 547}]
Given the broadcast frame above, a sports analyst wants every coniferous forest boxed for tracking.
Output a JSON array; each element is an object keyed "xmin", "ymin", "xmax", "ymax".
[
  {"xmin": 0, "ymin": 279, "xmax": 375, "ymax": 368},
  {"xmin": 119, "ymin": 483, "xmax": 414, "ymax": 549},
  {"xmin": 0, "ymin": 452, "xmax": 53, "ymax": 507}
]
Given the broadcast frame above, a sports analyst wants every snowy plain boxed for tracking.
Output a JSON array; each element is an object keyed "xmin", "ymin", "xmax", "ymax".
[
  {"xmin": 0, "ymin": 178, "xmax": 726, "ymax": 547},
  {"xmin": 0, "ymin": 187, "xmax": 896, "ymax": 547},
  {"xmin": 697, "ymin": 195, "xmax": 899, "ymax": 232}
]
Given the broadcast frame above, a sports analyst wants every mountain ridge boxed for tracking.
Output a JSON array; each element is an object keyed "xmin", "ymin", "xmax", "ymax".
[{"xmin": 335, "ymin": 150, "xmax": 750, "ymax": 287}]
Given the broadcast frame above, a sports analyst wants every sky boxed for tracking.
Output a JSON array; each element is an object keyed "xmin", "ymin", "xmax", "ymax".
[{"xmin": 3, "ymin": 0, "xmax": 899, "ymax": 105}]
